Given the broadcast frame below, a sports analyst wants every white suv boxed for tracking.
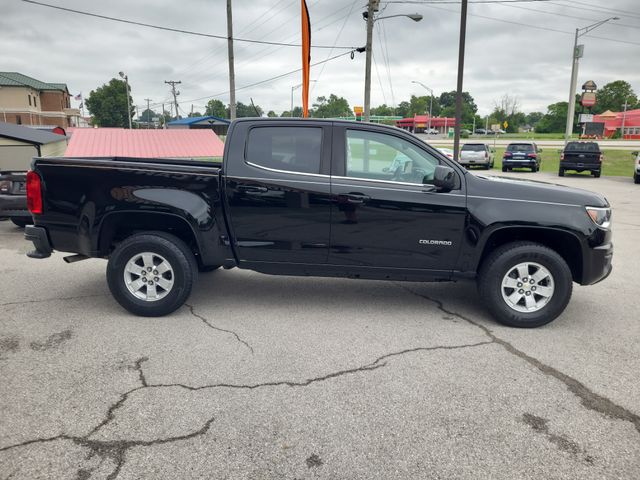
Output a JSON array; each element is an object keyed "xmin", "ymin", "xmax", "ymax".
[{"xmin": 459, "ymin": 143, "xmax": 495, "ymax": 169}]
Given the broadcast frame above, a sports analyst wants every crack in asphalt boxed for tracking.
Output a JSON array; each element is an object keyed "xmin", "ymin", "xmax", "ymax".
[
  {"xmin": 0, "ymin": 340, "xmax": 492, "ymax": 478},
  {"xmin": 398, "ymin": 284, "xmax": 640, "ymax": 435},
  {"xmin": 185, "ymin": 303, "xmax": 254, "ymax": 354},
  {"xmin": 521, "ymin": 413, "xmax": 594, "ymax": 464}
]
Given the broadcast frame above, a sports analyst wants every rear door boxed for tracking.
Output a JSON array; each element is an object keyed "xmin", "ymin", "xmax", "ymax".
[
  {"xmin": 224, "ymin": 121, "xmax": 332, "ymax": 265},
  {"xmin": 328, "ymin": 125, "xmax": 467, "ymax": 272}
]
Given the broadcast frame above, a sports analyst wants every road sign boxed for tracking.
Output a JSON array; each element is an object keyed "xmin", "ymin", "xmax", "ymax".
[
  {"xmin": 503, "ymin": 121, "xmax": 508, "ymax": 129},
  {"xmin": 354, "ymin": 106, "xmax": 363, "ymax": 115},
  {"xmin": 579, "ymin": 114, "xmax": 594, "ymax": 123}
]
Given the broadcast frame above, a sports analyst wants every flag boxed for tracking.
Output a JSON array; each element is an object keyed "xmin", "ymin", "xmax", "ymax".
[
  {"xmin": 78, "ymin": 102, "xmax": 83, "ymax": 110},
  {"xmin": 301, "ymin": 0, "xmax": 311, "ymax": 118},
  {"xmin": 74, "ymin": 93, "xmax": 82, "ymax": 101}
]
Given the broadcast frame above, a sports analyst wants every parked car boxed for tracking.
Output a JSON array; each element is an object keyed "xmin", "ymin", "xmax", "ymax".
[
  {"xmin": 24, "ymin": 118, "xmax": 613, "ymax": 328},
  {"xmin": 633, "ymin": 151, "xmax": 640, "ymax": 184},
  {"xmin": 459, "ymin": 143, "xmax": 494, "ymax": 169},
  {"xmin": 474, "ymin": 128, "xmax": 487, "ymax": 135},
  {"xmin": 0, "ymin": 171, "xmax": 30, "ymax": 227},
  {"xmin": 425, "ymin": 128, "xmax": 439, "ymax": 135},
  {"xmin": 559, "ymin": 142, "xmax": 602, "ymax": 177},
  {"xmin": 502, "ymin": 142, "xmax": 542, "ymax": 172},
  {"xmin": 436, "ymin": 147, "xmax": 454, "ymax": 160}
]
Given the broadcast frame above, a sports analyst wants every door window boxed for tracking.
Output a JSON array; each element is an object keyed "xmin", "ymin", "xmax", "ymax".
[
  {"xmin": 345, "ymin": 129, "xmax": 439, "ymax": 184},
  {"xmin": 246, "ymin": 126, "xmax": 322, "ymax": 174}
]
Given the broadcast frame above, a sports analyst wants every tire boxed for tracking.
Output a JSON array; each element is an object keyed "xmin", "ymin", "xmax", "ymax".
[
  {"xmin": 478, "ymin": 242, "xmax": 573, "ymax": 328},
  {"xmin": 502, "ymin": 166, "xmax": 507, "ymax": 173},
  {"xmin": 635, "ymin": 173, "xmax": 640, "ymax": 184},
  {"xmin": 558, "ymin": 168, "xmax": 565, "ymax": 177},
  {"xmin": 11, "ymin": 217, "xmax": 30, "ymax": 228},
  {"xmin": 106, "ymin": 232, "xmax": 197, "ymax": 317},
  {"xmin": 593, "ymin": 171, "xmax": 601, "ymax": 178}
]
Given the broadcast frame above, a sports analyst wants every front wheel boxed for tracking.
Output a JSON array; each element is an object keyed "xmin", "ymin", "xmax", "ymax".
[
  {"xmin": 478, "ymin": 242, "xmax": 573, "ymax": 328},
  {"xmin": 107, "ymin": 233, "xmax": 197, "ymax": 316}
]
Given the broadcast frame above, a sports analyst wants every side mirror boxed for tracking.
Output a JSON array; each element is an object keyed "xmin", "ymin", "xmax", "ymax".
[{"xmin": 433, "ymin": 165, "xmax": 456, "ymax": 192}]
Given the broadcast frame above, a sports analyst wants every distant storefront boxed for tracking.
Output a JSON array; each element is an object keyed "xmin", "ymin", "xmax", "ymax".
[
  {"xmin": 395, "ymin": 115, "xmax": 456, "ymax": 134},
  {"xmin": 592, "ymin": 109, "xmax": 640, "ymax": 139},
  {"xmin": 167, "ymin": 116, "xmax": 230, "ymax": 136}
]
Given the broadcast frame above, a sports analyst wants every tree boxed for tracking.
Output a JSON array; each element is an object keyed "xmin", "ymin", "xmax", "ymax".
[
  {"xmin": 266, "ymin": 110, "xmax": 278, "ymax": 117},
  {"xmin": 535, "ymin": 102, "xmax": 568, "ymax": 133},
  {"xmin": 370, "ymin": 104, "xmax": 396, "ymax": 116},
  {"xmin": 490, "ymin": 94, "xmax": 524, "ymax": 132},
  {"xmin": 525, "ymin": 112, "xmax": 544, "ymax": 127},
  {"xmin": 593, "ymin": 80, "xmax": 638, "ymax": 113},
  {"xmin": 311, "ymin": 94, "xmax": 351, "ymax": 118},
  {"xmin": 280, "ymin": 106, "xmax": 303, "ymax": 118},
  {"xmin": 437, "ymin": 91, "xmax": 477, "ymax": 124},
  {"xmin": 139, "ymin": 108, "xmax": 156, "ymax": 123},
  {"xmin": 235, "ymin": 102, "xmax": 263, "ymax": 117},
  {"xmin": 205, "ymin": 99, "xmax": 228, "ymax": 118},
  {"xmin": 188, "ymin": 111, "xmax": 203, "ymax": 117},
  {"xmin": 395, "ymin": 101, "xmax": 411, "ymax": 118},
  {"xmin": 85, "ymin": 78, "xmax": 134, "ymax": 127}
]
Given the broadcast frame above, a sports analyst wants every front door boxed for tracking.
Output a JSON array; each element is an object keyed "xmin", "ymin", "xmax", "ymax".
[{"xmin": 329, "ymin": 126, "xmax": 467, "ymax": 272}]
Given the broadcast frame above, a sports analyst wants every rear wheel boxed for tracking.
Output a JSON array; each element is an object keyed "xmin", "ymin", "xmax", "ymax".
[
  {"xmin": 107, "ymin": 233, "xmax": 197, "ymax": 316},
  {"xmin": 593, "ymin": 171, "xmax": 601, "ymax": 178},
  {"xmin": 478, "ymin": 242, "xmax": 573, "ymax": 328},
  {"xmin": 502, "ymin": 166, "xmax": 507, "ymax": 173},
  {"xmin": 558, "ymin": 168, "xmax": 565, "ymax": 177},
  {"xmin": 635, "ymin": 173, "xmax": 640, "ymax": 184}
]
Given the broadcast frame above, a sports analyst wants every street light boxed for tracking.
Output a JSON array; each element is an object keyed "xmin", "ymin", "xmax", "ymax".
[
  {"xmin": 412, "ymin": 81, "xmax": 434, "ymax": 133},
  {"xmin": 363, "ymin": 4, "xmax": 422, "ymax": 122},
  {"xmin": 119, "ymin": 71, "xmax": 132, "ymax": 129},
  {"xmin": 291, "ymin": 80, "xmax": 316, "ymax": 117},
  {"xmin": 564, "ymin": 17, "xmax": 618, "ymax": 144}
]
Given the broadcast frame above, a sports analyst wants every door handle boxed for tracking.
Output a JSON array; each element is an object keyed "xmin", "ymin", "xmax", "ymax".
[
  {"xmin": 344, "ymin": 193, "xmax": 370, "ymax": 204},
  {"xmin": 238, "ymin": 185, "xmax": 268, "ymax": 193}
]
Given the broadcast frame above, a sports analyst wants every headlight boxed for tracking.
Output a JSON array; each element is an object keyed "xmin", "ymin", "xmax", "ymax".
[{"xmin": 585, "ymin": 206, "xmax": 611, "ymax": 229}]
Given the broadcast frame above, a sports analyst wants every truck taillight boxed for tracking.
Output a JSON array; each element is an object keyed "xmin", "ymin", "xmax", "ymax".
[
  {"xmin": 560, "ymin": 153, "xmax": 564, "ymax": 160},
  {"xmin": 599, "ymin": 153, "xmax": 603, "ymax": 162},
  {"xmin": 26, "ymin": 170, "xmax": 42, "ymax": 214}
]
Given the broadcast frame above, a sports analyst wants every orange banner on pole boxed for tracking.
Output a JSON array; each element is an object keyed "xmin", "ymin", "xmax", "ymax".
[{"xmin": 301, "ymin": 0, "xmax": 311, "ymax": 118}]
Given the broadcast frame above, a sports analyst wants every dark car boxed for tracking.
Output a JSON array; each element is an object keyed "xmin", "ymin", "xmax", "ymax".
[
  {"xmin": 24, "ymin": 118, "xmax": 612, "ymax": 328},
  {"xmin": 559, "ymin": 142, "xmax": 602, "ymax": 177},
  {"xmin": 0, "ymin": 171, "xmax": 30, "ymax": 227},
  {"xmin": 502, "ymin": 142, "xmax": 542, "ymax": 172}
]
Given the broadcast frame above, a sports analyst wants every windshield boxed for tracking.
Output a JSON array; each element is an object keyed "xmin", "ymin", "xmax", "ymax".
[
  {"xmin": 507, "ymin": 144, "xmax": 534, "ymax": 152},
  {"xmin": 461, "ymin": 144, "xmax": 485, "ymax": 152}
]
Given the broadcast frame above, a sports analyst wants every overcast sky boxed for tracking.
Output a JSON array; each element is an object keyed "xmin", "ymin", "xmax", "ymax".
[{"xmin": 2, "ymin": 0, "xmax": 639, "ymax": 117}]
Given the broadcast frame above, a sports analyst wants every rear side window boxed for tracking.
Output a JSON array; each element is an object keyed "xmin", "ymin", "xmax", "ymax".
[
  {"xmin": 461, "ymin": 144, "xmax": 486, "ymax": 152},
  {"xmin": 507, "ymin": 143, "xmax": 534, "ymax": 152},
  {"xmin": 246, "ymin": 127, "xmax": 322, "ymax": 174}
]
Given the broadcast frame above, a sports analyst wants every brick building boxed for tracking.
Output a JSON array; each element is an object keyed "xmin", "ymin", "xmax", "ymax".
[{"xmin": 0, "ymin": 72, "xmax": 81, "ymax": 128}]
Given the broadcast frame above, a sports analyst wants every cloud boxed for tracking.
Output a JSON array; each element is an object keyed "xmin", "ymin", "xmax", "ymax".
[{"xmin": 2, "ymin": 0, "xmax": 638, "ymax": 116}]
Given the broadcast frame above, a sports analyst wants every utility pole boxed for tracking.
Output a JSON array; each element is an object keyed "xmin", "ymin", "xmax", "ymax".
[
  {"xmin": 165, "ymin": 80, "xmax": 181, "ymax": 119},
  {"xmin": 363, "ymin": 0, "xmax": 376, "ymax": 122},
  {"xmin": 227, "ymin": 0, "xmax": 236, "ymax": 120},
  {"xmin": 620, "ymin": 97, "xmax": 629, "ymax": 140},
  {"xmin": 453, "ymin": 0, "xmax": 468, "ymax": 162},
  {"xmin": 144, "ymin": 98, "xmax": 152, "ymax": 128},
  {"xmin": 161, "ymin": 103, "xmax": 166, "ymax": 129}
]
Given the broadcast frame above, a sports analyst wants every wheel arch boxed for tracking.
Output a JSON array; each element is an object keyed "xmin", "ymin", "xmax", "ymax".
[{"xmin": 476, "ymin": 226, "xmax": 584, "ymax": 283}]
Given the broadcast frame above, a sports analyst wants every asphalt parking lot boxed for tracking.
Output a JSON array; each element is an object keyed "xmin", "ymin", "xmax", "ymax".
[{"xmin": 1, "ymin": 171, "xmax": 639, "ymax": 479}]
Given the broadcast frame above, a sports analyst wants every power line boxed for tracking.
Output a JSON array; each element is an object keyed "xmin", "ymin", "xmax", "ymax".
[
  {"xmin": 178, "ymin": 49, "xmax": 361, "ymax": 105},
  {"xmin": 382, "ymin": 0, "xmax": 553, "ymax": 4},
  {"xmin": 21, "ymin": 0, "xmax": 358, "ymax": 50},
  {"xmin": 553, "ymin": 0, "xmax": 640, "ymax": 19},
  {"xmin": 497, "ymin": 2, "xmax": 640, "ymax": 29},
  {"xmin": 418, "ymin": 2, "xmax": 640, "ymax": 45}
]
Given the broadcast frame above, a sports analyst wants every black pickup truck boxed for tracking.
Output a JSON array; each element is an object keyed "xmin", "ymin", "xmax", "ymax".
[
  {"xmin": 559, "ymin": 141, "xmax": 602, "ymax": 177},
  {"xmin": 24, "ymin": 119, "xmax": 613, "ymax": 328}
]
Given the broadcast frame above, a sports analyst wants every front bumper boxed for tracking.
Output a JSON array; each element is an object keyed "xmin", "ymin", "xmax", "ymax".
[
  {"xmin": 25, "ymin": 225, "xmax": 53, "ymax": 259},
  {"xmin": 581, "ymin": 241, "xmax": 613, "ymax": 285}
]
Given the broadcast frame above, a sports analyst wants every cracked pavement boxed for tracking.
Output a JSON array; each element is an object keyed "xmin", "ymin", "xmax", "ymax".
[{"xmin": 1, "ymin": 172, "xmax": 639, "ymax": 479}]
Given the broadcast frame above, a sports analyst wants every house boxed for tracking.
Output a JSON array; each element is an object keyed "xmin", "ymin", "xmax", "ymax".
[
  {"xmin": 167, "ymin": 115, "xmax": 230, "ymax": 136},
  {"xmin": 64, "ymin": 128, "xmax": 225, "ymax": 160},
  {"xmin": 0, "ymin": 72, "xmax": 81, "ymax": 128},
  {"xmin": 0, "ymin": 121, "xmax": 68, "ymax": 170},
  {"xmin": 593, "ymin": 109, "xmax": 640, "ymax": 140},
  {"xmin": 395, "ymin": 114, "xmax": 457, "ymax": 134}
]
